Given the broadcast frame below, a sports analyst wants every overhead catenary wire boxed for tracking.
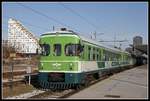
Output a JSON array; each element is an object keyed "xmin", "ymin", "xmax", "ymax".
[
  {"xmin": 17, "ymin": 3, "xmax": 85, "ymax": 35},
  {"xmin": 99, "ymin": 40, "xmax": 129, "ymax": 42},
  {"xmin": 17, "ymin": 20, "xmax": 50, "ymax": 31},
  {"xmin": 3, "ymin": 18, "xmax": 41, "ymax": 40},
  {"xmin": 3, "ymin": 16, "xmax": 50, "ymax": 31},
  {"xmin": 58, "ymin": 2, "xmax": 100, "ymax": 31}
]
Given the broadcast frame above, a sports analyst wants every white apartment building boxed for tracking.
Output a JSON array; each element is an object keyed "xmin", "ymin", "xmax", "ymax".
[{"xmin": 8, "ymin": 18, "xmax": 40, "ymax": 54}]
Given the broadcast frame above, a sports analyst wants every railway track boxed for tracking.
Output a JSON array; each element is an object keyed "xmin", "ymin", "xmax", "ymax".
[
  {"xmin": 4, "ymin": 65, "xmax": 135, "ymax": 99},
  {"xmin": 4, "ymin": 72, "xmax": 110, "ymax": 99},
  {"xmin": 29, "ymin": 65, "xmax": 135, "ymax": 99}
]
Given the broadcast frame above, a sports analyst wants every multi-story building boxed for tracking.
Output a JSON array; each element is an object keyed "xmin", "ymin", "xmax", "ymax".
[
  {"xmin": 8, "ymin": 18, "xmax": 40, "ymax": 54},
  {"xmin": 133, "ymin": 36, "xmax": 143, "ymax": 56},
  {"xmin": 133, "ymin": 36, "xmax": 143, "ymax": 46}
]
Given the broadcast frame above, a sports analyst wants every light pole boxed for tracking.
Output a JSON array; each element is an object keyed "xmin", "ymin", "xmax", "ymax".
[
  {"xmin": 9, "ymin": 53, "xmax": 16, "ymax": 96},
  {"xmin": 93, "ymin": 32, "xmax": 104, "ymax": 40}
]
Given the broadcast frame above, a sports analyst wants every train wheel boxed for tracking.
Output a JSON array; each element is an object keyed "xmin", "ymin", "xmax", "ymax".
[
  {"xmin": 83, "ymin": 79, "xmax": 90, "ymax": 87},
  {"xmin": 74, "ymin": 84, "xmax": 82, "ymax": 90},
  {"xmin": 93, "ymin": 73, "xmax": 99, "ymax": 79},
  {"xmin": 51, "ymin": 88, "xmax": 57, "ymax": 92}
]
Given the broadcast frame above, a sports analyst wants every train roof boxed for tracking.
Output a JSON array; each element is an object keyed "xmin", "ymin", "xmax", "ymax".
[
  {"xmin": 41, "ymin": 31, "xmax": 77, "ymax": 36},
  {"xmin": 78, "ymin": 35, "xmax": 130, "ymax": 55},
  {"xmin": 42, "ymin": 30, "xmax": 130, "ymax": 55}
]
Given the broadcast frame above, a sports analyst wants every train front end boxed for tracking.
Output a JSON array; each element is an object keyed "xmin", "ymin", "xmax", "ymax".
[{"xmin": 38, "ymin": 30, "xmax": 84, "ymax": 89}]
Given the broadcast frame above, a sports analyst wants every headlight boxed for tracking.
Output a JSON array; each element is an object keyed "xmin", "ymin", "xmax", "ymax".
[
  {"xmin": 38, "ymin": 62, "xmax": 43, "ymax": 70},
  {"xmin": 69, "ymin": 62, "xmax": 73, "ymax": 70},
  {"xmin": 70, "ymin": 63, "xmax": 73, "ymax": 66}
]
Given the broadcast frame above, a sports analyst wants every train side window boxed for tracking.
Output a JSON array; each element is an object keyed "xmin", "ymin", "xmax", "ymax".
[
  {"xmin": 105, "ymin": 51, "xmax": 108, "ymax": 61},
  {"xmin": 40, "ymin": 44, "xmax": 50, "ymax": 56},
  {"xmin": 54, "ymin": 44, "xmax": 61, "ymax": 56},
  {"xmin": 82, "ymin": 45, "xmax": 85, "ymax": 59},
  {"xmin": 93, "ymin": 48, "xmax": 95, "ymax": 60},
  {"xmin": 88, "ymin": 47, "xmax": 91, "ymax": 60},
  {"xmin": 97, "ymin": 49, "xmax": 99, "ymax": 60},
  {"xmin": 105, "ymin": 51, "xmax": 109, "ymax": 61}
]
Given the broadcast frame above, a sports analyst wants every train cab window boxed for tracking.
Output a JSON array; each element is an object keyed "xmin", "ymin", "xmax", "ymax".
[
  {"xmin": 40, "ymin": 44, "xmax": 50, "ymax": 56},
  {"xmin": 65, "ymin": 44, "xmax": 82, "ymax": 56},
  {"xmin": 54, "ymin": 44, "xmax": 61, "ymax": 56}
]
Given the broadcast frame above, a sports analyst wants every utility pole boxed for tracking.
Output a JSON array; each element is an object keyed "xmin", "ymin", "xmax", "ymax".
[
  {"xmin": 53, "ymin": 26, "xmax": 55, "ymax": 31},
  {"xmin": 99, "ymin": 39, "xmax": 128, "ymax": 50},
  {"xmin": 92, "ymin": 32, "xmax": 104, "ymax": 40},
  {"xmin": 9, "ymin": 53, "xmax": 16, "ymax": 96},
  {"xmin": 26, "ymin": 55, "xmax": 32, "ymax": 85},
  {"xmin": 114, "ymin": 34, "xmax": 116, "ymax": 48},
  {"xmin": 94, "ymin": 31, "xmax": 96, "ymax": 39},
  {"xmin": 119, "ymin": 43, "xmax": 122, "ymax": 49}
]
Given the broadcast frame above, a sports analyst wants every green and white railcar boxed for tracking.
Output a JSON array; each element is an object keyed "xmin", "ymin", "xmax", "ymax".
[{"xmin": 38, "ymin": 29, "xmax": 134, "ymax": 89}]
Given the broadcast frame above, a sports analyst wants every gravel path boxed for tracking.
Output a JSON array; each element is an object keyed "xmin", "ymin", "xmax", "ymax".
[{"xmin": 4, "ymin": 90, "xmax": 45, "ymax": 99}]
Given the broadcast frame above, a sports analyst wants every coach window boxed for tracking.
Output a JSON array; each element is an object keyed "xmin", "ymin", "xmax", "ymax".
[
  {"xmin": 114, "ymin": 54, "xmax": 117, "ymax": 61},
  {"xmin": 97, "ymin": 49, "xmax": 99, "ymax": 60},
  {"xmin": 82, "ymin": 45, "xmax": 85, "ymax": 59},
  {"xmin": 54, "ymin": 44, "xmax": 61, "ymax": 56},
  {"xmin": 40, "ymin": 44, "xmax": 50, "ymax": 56},
  {"xmin": 88, "ymin": 47, "xmax": 90, "ymax": 60},
  {"xmin": 93, "ymin": 48, "xmax": 95, "ymax": 60},
  {"xmin": 105, "ymin": 51, "xmax": 109, "ymax": 61}
]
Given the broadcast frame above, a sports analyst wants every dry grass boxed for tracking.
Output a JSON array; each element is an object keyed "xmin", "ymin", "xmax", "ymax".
[
  {"xmin": 2, "ymin": 45, "xmax": 40, "ymax": 98},
  {"xmin": 2, "ymin": 84, "xmax": 36, "ymax": 98}
]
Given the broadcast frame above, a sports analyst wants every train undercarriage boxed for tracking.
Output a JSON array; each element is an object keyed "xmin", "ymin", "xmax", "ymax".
[{"xmin": 32, "ymin": 65, "xmax": 134, "ymax": 90}]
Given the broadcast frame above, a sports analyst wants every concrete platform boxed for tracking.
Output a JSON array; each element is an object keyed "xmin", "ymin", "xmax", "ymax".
[{"xmin": 67, "ymin": 65, "xmax": 148, "ymax": 99}]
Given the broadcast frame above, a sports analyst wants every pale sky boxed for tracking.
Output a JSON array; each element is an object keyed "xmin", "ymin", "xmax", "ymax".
[{"xmin": 2, "ymin": 2, "xmax": 148, "ymax": 50}]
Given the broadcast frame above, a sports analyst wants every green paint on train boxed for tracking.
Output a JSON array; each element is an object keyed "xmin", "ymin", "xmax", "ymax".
[{"xmin": 37, "ymin": 30, "xmax": 134, "ymax": 89}]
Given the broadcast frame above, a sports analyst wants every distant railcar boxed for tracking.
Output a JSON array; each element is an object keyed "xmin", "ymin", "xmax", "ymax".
[{"xmin": 37, "ymin": 29, "xmax": 136, "ymax": 89}]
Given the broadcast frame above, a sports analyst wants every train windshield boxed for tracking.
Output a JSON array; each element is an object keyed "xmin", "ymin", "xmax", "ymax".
[
  {"xmin": 54, "ymin": 44, "xmax": 61, "ymax": 56},
  {"xmin": 40, "ymin": 44, "xmax": 50, "ymax": 56},
  {"xmin": 65, "ymin": 44, "xmax": 83, "ymax": 56}
]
